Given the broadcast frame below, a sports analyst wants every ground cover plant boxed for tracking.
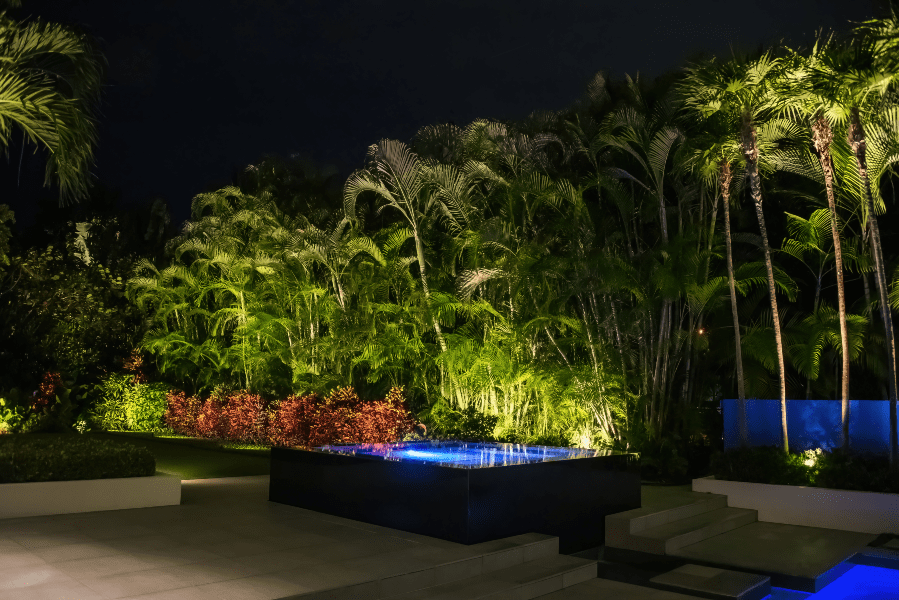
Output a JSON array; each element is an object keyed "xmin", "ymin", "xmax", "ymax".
[{"xmin": 0, "ymin": 433, "xmax": 155, "ymax": 483}]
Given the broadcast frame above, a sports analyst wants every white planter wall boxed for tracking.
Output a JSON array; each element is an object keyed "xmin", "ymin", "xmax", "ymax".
[
  {"xmin": 693, "ymin": 476, "xmax": 898, "ymax": 534},
  {"xmin": 0, "ymin": 472, "xmax": 181, "ymax": 519}
]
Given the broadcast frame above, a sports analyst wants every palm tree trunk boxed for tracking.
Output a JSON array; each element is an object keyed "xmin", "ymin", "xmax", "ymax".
[
  {"xmin": 658, "ymin": 190, "xmax": 669, "ymax": 244},
  {"xmin": 414, "ymin": 233, "xmax": 448, "ymax": 353},
  {"xmin": 848, "ymin": 108, "xmax": 898, "ymax": 468},
  {"xmin": 720, "ymin": 163, "xmax": 748, "ymax": 445},
  {"xmin": 742, "ymin": 117, "xmax": 789, "ymax": 453},
  {"xmin": 682, "ymin": 313, "xmax": 694, "ymax": 404},
  {"xmin": 650, "ymin": 299, "xmax": 670, "ymax": 434},
  {"xmin": 608, "ymin": 295, "xmax": 628, "ymax": 386},
  {"xmin": 812, "ymin": 114, "xmax": 851, "ymax": 451}
]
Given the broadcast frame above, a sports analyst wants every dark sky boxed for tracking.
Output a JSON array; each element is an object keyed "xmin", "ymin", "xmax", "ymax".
[{"xmin": 3, "ymin": 0, "xmax": 882, "ymax": 227}]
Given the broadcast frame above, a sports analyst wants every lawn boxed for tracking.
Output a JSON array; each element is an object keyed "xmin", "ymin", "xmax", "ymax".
[{"xmin": 88, "ymin": 432, "xmax": 271, "ymax": 480}]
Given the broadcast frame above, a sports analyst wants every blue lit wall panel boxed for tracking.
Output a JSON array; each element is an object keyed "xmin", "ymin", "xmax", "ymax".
[{"xmin": 722, "ymin": 399, "xmax": 898, "ymax": 454}]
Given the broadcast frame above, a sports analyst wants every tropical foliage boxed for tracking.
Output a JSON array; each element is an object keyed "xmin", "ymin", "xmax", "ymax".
[
  {"xmin": 0, "ymin": 0, "xmax": 104, "ymax": 202},
  {"xmin": 5, "ymin": 2, "xmax": 899, "ymax": 480}
]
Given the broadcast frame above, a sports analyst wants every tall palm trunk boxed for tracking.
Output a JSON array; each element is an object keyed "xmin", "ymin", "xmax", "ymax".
[
  {"xmin": 720, "ymin": 162, "xmax": 748, "ymax": 445},
  {"xmin": 650, "ymin": 185, "xmax": 671, "ymax": 437},
  {"xmin": 811, "ymin": 114, "xmax": 851, "ymax": 451},
  {"xmin": 414, "ymin": 232, "xmax": 448, "ymax": 353},
  {"xmin": 848, "ymin": 107, "xmax": 899, "ymax": 469},
  {"xmin": 742, "ymin": 115, "xmax": 789, "ymax": 453}
]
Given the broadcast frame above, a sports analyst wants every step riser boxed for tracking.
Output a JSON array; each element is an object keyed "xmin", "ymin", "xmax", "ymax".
[
  {"xmin": 609, "ymin": 510, "xmax": 758, "ymax": 555},
  {"xmin": 606, "ymin": 495, "xmax": 731, "ymax": 539},
  {"xmin": 628, "ymin": 496, "xmax": 730, "ymax": 533},
  {"xmin": 663, "ymin": 511, "xmax": 759, "ymax": 553}
]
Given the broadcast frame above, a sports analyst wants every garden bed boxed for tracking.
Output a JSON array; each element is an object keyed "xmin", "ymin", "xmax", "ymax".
[
  {"xmin": 693, "ymin": 475, "xmax": 899, "ymax": 535},
  {"xmin": 0, "ymin": 433, "xmax": 181, "ymax": 518}
]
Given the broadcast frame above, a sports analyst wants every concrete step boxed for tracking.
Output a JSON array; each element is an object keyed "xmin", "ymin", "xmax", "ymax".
[
  {"xmin": 649, "ymin": 564, "xmax": 771, "ymax": 600},
  {"xmin": 669, "ymin": 521, "xmax": 876, "ymax": 592},
  {"xmin": 637, "ymin": 508, "xmax": 759, "ymax": 554},
  {"xmin": 609, "ymin": 507, "xmax": 757, "ymax": 555},
  {"xmin": 607, "ymin": 492, "xmax": 729, "ymax": 538},
  {"xmin": 381, "ymin": 554, "xmax": 597, "ymax": 599},
  {"xmin": 285, "ymin": 532, "xmax": 563, "ymax": 599}
]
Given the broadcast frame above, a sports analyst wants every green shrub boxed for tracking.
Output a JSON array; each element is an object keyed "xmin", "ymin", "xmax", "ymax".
[
  {"xmin": 0, "ymin": 391, "xmax": 27, "ymax": 434},
  {"xmin": 0, "ymin": 433, "xmax": 155, "ymax": 482},
  {"xmin": 495, "ymin": 429, "xmax": 573, "ymax": 447},
  {"xmin": 712, "ymin": 446, "xmax": 816, "ymax": 487},
  {"xmin": 87, "ymin": 373, "xmax": 131, "ymax": 430},
  {"xmin": 88, "ymin": 373, "xmax": 169, "ymax": 432},
  {"xmin": 637, "ymin": 435, "xmax": 691, "ymax": 484},
  {"xmin": 124, "ymin": 383, "xmax": 169, "ymax": 431},
  {"xmin": 425, "ymin": 402, "xmax": 498, "ymax": 441},
  {"xmin": 1, "ymin": 373, "xmax": 77, "ymax": 434},
  {"xmin": 813, "ymin": 450, "xmax": 899, "ymax": 494},
  {"xmin": 712, "ymin": 446, "xmax": 899, "ymax": 493}
]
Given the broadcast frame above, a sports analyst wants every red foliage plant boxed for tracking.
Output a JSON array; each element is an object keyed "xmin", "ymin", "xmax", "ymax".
[
  {"xmin": 222, "ymin": 391, "xmax": 268, "ymax": 443},
  {"xmin": 266, "ymin": 393, "xmax": 322, "ymax": 448},
  {"xmin": 266, "ymin": 386, "xmax": 416, "ymax": 448},
  {"xmin": 346, "ymin": 386, "xmax": 417, "ymax": 444},
  {"xmin": 163, "ymin": 391, "xmax": 203, "ymax": 437},
  {"xmin": 122, "ymin": 350, "xmax": 149, "ymax": 384},
  {"xmin": 164, "ymin": 386, "xmax": 416, "ymax": 448},
  {"xmin": 195, "ymin": 396, "xmax": 228, "ymax": 439},
  {"xmin": 31, "ymin": 372, "xmax": 63, "ymax": 412}
]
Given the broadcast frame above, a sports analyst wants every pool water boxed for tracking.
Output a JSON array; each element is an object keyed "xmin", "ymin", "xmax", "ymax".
[
  {"xmin": 769, "ymin": 564, "xmax": 899, "ymax": 599},
  {"xmin": 313, "ymin": 441, "xmax": 601, "ymax": 468}
]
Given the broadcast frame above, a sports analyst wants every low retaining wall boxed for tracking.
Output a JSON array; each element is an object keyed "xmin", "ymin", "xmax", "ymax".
[
  {"xmin": 0, "ymin": 472, "xmax": 181, "ymax": 519},
  {"xmin": 693, "ymin": 476, "xmax": 899, "ymax": 535}
]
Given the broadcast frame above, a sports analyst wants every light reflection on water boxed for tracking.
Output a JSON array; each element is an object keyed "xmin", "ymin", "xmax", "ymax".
[{"xmin": 312, "ymin": 441, "xmax": 607, "ymax": 468}]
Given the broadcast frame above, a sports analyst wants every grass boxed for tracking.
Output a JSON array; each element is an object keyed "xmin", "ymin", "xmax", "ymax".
[
  {"xmin": 153, "ymin": 433, "xmax": 270, "ymax": 451},
  {"xmin": 87, "ymin": 432, "xmax": 271, "ymax": 480}
]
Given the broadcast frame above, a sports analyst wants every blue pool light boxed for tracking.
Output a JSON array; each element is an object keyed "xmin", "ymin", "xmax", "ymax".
[
  {"xmin": 770, "ymin": 564, "xmax": 899, "ymax": 599},
  {"xmin": 404, "ymin": 450, "xmax": 442, "ymax": 459}
]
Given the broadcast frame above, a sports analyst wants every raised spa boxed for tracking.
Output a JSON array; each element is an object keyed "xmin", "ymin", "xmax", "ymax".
[{"xmin": 269, "ymin": 441, "xmax": 640, "ymax": 554}]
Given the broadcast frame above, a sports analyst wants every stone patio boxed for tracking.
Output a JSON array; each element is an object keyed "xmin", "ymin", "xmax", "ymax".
[
  {"xmin": 0, "ymin": 475, "xmax": 605, "ymax": 600},
  {"xmin": 1, "ymin": 477, "xmax": 890, "ymax": 599}
]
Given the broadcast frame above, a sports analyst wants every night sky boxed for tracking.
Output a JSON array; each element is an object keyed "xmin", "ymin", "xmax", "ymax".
[{"xmin": 2, "ymin": 0, "xmax": 882, "ymax": 228}]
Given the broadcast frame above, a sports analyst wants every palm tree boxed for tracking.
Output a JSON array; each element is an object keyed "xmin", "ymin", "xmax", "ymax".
[
  {"xmin": 0, "ymin": 2, "xmax": 104, "ymax": 202},
  {"xmin": 772, "ymin": 42, "xmax": 855, "ymax": 449},
  {"xmin": 589, "ymin": 79, "xmax": 684, "ymax": 431},
  {"xmin": 681, "ymin": 51, "xmax": 794, "ymax": 453},
  {"xmin": 677, "ymin": 93, "xmax": 752, "ymax": 445},
  {"xmin": 344, "ymin": 139, "xmax": 476, "ymax": 353},
  {"xmin": 805, "ymin": 18, "xmax": 899, "ymax": 466}
]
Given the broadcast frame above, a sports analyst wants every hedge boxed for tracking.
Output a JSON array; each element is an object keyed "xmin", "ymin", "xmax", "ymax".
[{"xmin": 0, "ymin": 433, "xmax": 156, "ymax": 483}]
